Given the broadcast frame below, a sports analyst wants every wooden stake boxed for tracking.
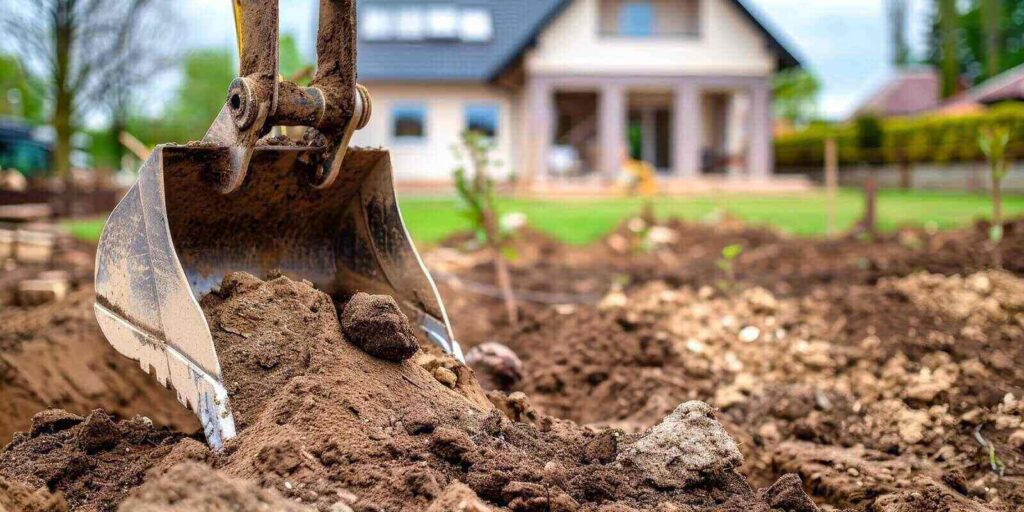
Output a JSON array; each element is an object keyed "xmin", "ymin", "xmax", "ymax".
[{"xmin": 825, "ymin": 138, "xmax": 838, "ymax": 236}]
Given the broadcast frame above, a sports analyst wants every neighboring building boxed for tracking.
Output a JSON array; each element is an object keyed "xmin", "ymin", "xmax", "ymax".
[
  {"xmin": 940, "ymin": 62, "xmax": 1024, "ymax": 114},
  {"xmin": 853, "ymin": 68, "xmax": 940, "ymax": 118},
  {"xmin": 352, "ymin": 0, "xmax": 801, "ymax": 187}
]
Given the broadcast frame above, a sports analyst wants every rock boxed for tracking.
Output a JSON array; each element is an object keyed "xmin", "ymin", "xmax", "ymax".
[
  {"xmin": 738, "ymin": 326, "xmax": 760, "ymax": 343},
  {"xmin": 758, "ymin": 474, "xmax": 818, "ymax": 512},
  {"xmin": 617, "ymin": 401, "xmax": 742, "ymax": 488},
  {"xmin": 465, "ymin": 342, "xmax": 523, "ymax": 391},
  {"xmin": 1009, "ymin": 430, "xmax": 1024, "ymax": 452},
  {"xmin": 340, "ymin": 293, "xmax": 419, "ymax": 362},
  {"xmin": 433, "ymin": 367, "xmax": 458, "ymax": 388}
]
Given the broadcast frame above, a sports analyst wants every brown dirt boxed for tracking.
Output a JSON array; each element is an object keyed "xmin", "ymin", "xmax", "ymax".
[
  {"xmin": 0, "ymin": 272, "xmax": 819, "ymax": 511},
  {"xmin": 0, "ymin": 285, "xmax": 199, "ymax": 445},
  {"xmin": 463, "ymin": 218, "xmax": 1024, "ymax": 512}
]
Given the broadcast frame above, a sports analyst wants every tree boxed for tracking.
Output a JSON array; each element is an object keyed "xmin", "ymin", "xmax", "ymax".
[
  {"xmin": 982, "ymin": 0, "xmax": 1001, "ymax": 80},
  {"xmin": 938, "ymin": 0, "xmax": 962, "ymax": 98},
  {"xmin": 0, "ymin": 54, "xmax": 46, "ymax": 123},
  {"xmin": 772, "ymin": 69, "xmax": 821, "ymax": 127},
  {"xmin": 928, "ymin": 0, "xmax": 1024, "ymax": 85},
  {"xmin": 888, "ymin": 0, "xmax": 912, "ymax": 67},
  {"xmin": 1, "ymin": 0, "xmax": 173, "ymax": 186}
]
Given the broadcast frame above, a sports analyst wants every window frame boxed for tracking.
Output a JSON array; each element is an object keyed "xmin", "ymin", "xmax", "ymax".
[{"xmin": 391, "ymin": 102, "xmax": 429, "ymax": 143}]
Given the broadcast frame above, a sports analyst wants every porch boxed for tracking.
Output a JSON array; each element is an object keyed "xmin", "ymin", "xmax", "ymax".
[{"xmin": 523, "ymin": 75, "xmax": 774, "ymax": 187}]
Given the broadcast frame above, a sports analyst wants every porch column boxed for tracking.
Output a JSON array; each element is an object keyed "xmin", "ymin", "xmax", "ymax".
[
  {"xmin": 598, "ymin": 83, "xmax": 626, "ymax": 179},
  {"xmin": 748, "ymin": 79, "xmax": 773, "ymax": 179},
  {"xmin": 640, "ymin": 106, "xmax": 657, "ymax": 165},
  {"xmin": 527, "ymin": 78, "xmax": 554, "ymax": 184},
  {"xmin": 673, "ymin": 81, "xmax": 701, "ymax": 177}
]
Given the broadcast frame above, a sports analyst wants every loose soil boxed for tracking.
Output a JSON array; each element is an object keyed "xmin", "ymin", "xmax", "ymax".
[
  {"xmin": 1, "ymin": 216, "xmax": 1023, "ymax": 511},
  {"xmin": 0, "ymin": 272, "xmax": 815, "ymax": 511}
]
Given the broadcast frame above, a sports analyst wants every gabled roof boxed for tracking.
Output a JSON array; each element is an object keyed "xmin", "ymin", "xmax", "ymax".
[
  {"xmin": 942, "ymin": 62, "xmax": 1024, "ymax": 110},
  {"xmin": 356, "ymin": 0, "xmax": 801, "ymax": 83}
]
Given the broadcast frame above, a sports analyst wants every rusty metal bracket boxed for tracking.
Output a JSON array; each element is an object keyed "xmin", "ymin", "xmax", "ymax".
[{"xmin": 205, "ymin": 0, "xmax": 368, "ymax": 193}]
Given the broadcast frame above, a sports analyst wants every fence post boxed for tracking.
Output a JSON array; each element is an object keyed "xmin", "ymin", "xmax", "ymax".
[{"xmin": 825, "ymin": 138, "xmax": 838, "ymax": 236}]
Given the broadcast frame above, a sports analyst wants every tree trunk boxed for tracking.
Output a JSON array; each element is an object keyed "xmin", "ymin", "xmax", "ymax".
[
  {"xmin": 54, "ymin": 0, "xmax": 75, "ymax": 216},
  {"xmin": 982, "ymin": 0, "xmax": 1001, "ymax": 80},
  {"xmin": 939, "ymin": 0, "xmax": 960, "ymax": 98},
  {"xmin": 899, "ymin": 162, "xmax": 913, "ymax": 190}
]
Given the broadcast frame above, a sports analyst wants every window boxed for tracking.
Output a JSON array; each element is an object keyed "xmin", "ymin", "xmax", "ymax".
[
  {"xmin": 619, "ymin": 1, "xmax": 655, "ymax": 37},
  {"xmin": 396, "ymin": 7, "xmax": 426, "ymax": 40},
  {"xmin": 362, "ymin": 7, "xmax": 393, "ymax": 41},
  {"xmin": 460, "ymin": 8, "xmax": 493, "ymax": 42},
  {"xmin": 465, "ymin": 104, "xmax": 499, "ymax": 138},
  {"xmin": 599, "ymin": 0, "xmax": 700, "ymax": 37},
  {"xmin": 428, "ymin": 6, "xmax": 459, "ymax": 39},
  {"xmin": 361, "ymin": 5, "xmax": 493, "ymax": 43},
  {"xmin": 392, "ymin": 104, "xmax": 427, "ymax": 141}
]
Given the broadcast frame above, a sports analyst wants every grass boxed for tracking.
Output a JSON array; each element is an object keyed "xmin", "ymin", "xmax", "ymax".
[{"xmin": 64, "ymin": 189, "xmax": 1024, "ymax": 245}]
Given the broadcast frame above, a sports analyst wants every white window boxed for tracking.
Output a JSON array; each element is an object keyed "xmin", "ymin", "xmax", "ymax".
[
  {"xmin": 396, "ymin": 7, "xmax": 426, "ymax": 40},
  {"xmin": 428, "ymin": 6, "xmax": 459, "ymax": 39},
  {"xmin": 460, "ymin": 8, "xmax": 493, "ymax": 42},
  {"xmin": 362, "ymin": 6, "xmax": 393, "ymax": 41}
]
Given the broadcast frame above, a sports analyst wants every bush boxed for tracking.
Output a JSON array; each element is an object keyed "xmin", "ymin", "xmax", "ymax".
[{"xmin": 775, "ymin": 103, "xmax": 1024, "ymax": 167}]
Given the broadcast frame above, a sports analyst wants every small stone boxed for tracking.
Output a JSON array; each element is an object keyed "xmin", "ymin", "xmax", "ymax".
[
  {"xmin": 329, "ymin": 502, "xmax": 355, "ymax": 512},
  {"xmin": 738, "ymin": 326, "xmax": 760, "ymax": 343},
  {"xmin": 432, "ymin": 367, "xmax": 458, "ymax": 388},
  {"xmin": 1008, "ymin": 430, "xmax": 1024, "ymax": 451}
]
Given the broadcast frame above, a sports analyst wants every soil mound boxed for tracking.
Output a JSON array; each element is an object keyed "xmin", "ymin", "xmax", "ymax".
[
  {"xmin": 0, "ymin": 272, "xmax": 820, "ymax": 511},
  {"xmin": 0, "ymin": 286, "xmax": 199, "ymax": 445}
]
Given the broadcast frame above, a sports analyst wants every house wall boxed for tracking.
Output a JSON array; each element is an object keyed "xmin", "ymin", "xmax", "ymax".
[
  {"xmin": 525, "ymin": 0, "xmax": 776, "ymax": 77},
  {"xmin": 351, "ymin": 83, "xmax": 518, "ymax": 182}
]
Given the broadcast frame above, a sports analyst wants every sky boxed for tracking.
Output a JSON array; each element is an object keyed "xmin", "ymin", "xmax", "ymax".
[{"xmin": 173, "ymin": 0, "xmax": 935, "ymax": 120}]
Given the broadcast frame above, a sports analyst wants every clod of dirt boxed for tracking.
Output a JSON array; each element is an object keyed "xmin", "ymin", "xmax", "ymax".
[
  {"xmin": 29, "ymin": 410, "xmax": 82, "ymax": 437},
  {"xmin": 758, "ymin": 473, "xmax": 819, "ymax": 512},
  {"xmin": 340, "ymin": 292, "xmax": 419, "ymax": 362},
  {"xmin": 425, "ymin": 481, "xmax": 491, "ymax": 512},
  {"xmin": 119, "ymin": 462, "xmax": 309, "ymax": 512},
  {"xmin": 617, "ymin": 401, "xmax": 742, "ymax": 488},
  {"xmin": 76, "ymin": 410, "xmax": 120, "ymax": 453}
]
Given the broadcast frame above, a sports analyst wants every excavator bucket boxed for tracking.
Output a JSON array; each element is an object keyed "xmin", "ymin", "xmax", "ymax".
[
  {"xmin": 93, "ymin": 0, "xmax": 459, "ymax": 449},
  {"xmin": 94, "ymin": 144, "xmax": 458, "ymax": 448}
]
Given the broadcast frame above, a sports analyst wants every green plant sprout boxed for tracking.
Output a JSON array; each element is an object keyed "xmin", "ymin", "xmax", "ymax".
[
  {"xmin": 452, "ymin": 129, "xmax": 518, "ymax": 325},
  {"xmin": 978, "ymin": 126, "xmax": 1011, "ymax": 267},
  {"xmin": 715, "ymin": 244, "xmax": 744, "ymax": 293}
]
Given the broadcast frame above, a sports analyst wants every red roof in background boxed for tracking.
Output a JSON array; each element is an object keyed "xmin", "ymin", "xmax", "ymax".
[{"xmin": 855, "ymin": 68, "xmax": 940, "ymax": 118}]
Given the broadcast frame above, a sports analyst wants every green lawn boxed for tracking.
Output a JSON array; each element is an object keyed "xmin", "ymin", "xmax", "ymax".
[{"xmin": 64, "ymin": 189, "xmax": 1024, "ymax": 245}]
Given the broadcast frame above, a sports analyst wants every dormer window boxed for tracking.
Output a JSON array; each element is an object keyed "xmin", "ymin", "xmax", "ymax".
[
  {"xmin": 361, "ymin": 5, "xmax": 494, "ymax": 43},
  {"xmin": 599, "ymin": 0, "xmax": 701, "ymax": 38}
]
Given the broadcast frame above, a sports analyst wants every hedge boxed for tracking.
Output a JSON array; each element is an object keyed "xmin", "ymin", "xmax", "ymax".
[{"xmin": 775, "ymin": 103, "xmax": 1024, "ymax": 167}]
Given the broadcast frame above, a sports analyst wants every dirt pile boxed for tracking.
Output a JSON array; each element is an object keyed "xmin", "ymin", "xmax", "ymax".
[
  {"xmin": 0, "ymin": 286, "xmax": 199, "ymax": 445},
  {"xmin": 0, "ymin": 272, "xmax": 822, "ymax": 511},
  {"xmin": 502, "ymin": 270, "xmax": 1024, "ymax": 511},
  {"xmin": 0, "ymin": 409, "xmax": 196, "ymax": 511}
]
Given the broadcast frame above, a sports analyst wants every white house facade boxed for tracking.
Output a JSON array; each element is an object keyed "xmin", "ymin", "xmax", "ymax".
[{"xmin": 351, "ymin": 0, "xmax": 800, "ymax": 187}]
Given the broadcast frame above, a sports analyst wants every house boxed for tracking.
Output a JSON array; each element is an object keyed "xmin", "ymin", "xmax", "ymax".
[
  {"xmin": 939, "ymin": 62, "xmax": 1024, "ymax": 115},
  {"xmin": 853, "ymin": 67, "xmax": 941, "ymax": 119},
  {"xmin": 351, "ymin": 0, "xmax": 801, "ymax": 189}
]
